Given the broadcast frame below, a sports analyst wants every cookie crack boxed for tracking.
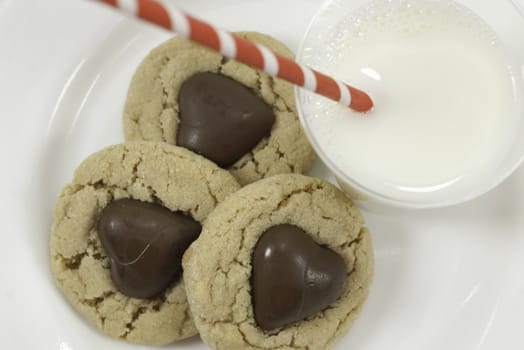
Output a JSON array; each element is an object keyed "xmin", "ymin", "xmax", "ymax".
[
  {"xmin": 332, "ymin": 290, "xmax": 364, "ymax": 336},
  {"xmin": 210, "ymin": 321, "xmax": 266, "ymax": 350},
  {"xmin": 346, "ymin": 230, "xmax": 367, "ymax": 281},
  {"xmin": 160, "ymin": 82, "xmax": 170, "ymax": 143},
  {"xmin": 336, "ymin": 227, "xmax": 365, "ymax": 251},
  {"xmin": 275, "ymin": 144, "xmax": 286, "ymax": 159},
  {"xmin": 121, "ymin": 305, "xmax": 148, "ymax": 339},
  {"xmin": 86, "ymin": 231, "xmax": 108, "ymax": 263},
  {"xmin": 275, "ymin": 142, "xmax": 296, "ymax": 172},
  {"xmin": 233, "ymin": 257, "xmax": 250, "ymax": 270},
  {"xmin": 130, "ymin": 154, "xmax": 143, "ymax": 186},
  {"xmin": 329, "ymin": 228, "xmax": 366, "ymax": 284},
  {"xmin": 208, "ymin": 264, "xmax": 246, "ymax": 324},
  {"xmin": 237, "ymin": 325, "xmax": 264, "ymax": 350},
  {"xmin": 274, "ymin": 183, "xmax": 324, "ymax": 212},
  {"xmin": 81, "ymin": 291, "xmax": 115, "ymax": 329},
  {"xmin": 269, "ymin": 76, "xmax": 294, "ymax": 113},
  {"xmin": 82, "ymin": 291, "xmax": 115, "ymax": 308},
  {"xmin": 251, "ymin": 152, "xmax": 263, "ymax": 178},
  {"xmin": 291, "ymin": 333, "xmax": 313, "ymax": 350},
  {"xmin": 230, "ymin": 152, "xmax": 254, "ymax": 170},
  {"xmin": 151, "ymin": 192, "xmax": 165, "ymax": 206},
  {"xmin": 159, "ymin": 56, "xmax": 172, "ymax": 108},
  {"xmin": 59, "ymin": 252, "xmax": 87, "ymax": 270},
  {"xmin": 179, "ymin": 306, "xmax": 192, "ymax": 336},
  {"xmin": 254, "ymin": 69, "xmax": 263, "ymax": 99},
  {"xmin": 151, "ymin": 292, "xmax": 167, "ymax": 311},
  {"xmin": 90, "ymin": 180, "xmax": 107, "ymax": 190},
  {"xmin": 60, "ymin": 193, "xmax": 77, "ymax": 222},
  {"xmin": 202, "ymin": 168, "xmax": 221, "ymax": 207},
  {"xmin": 218, "ymin": 55, "xmax": 230, "ymax": 73},
  {"xmin": 158, "ymin": 56, "xmax": 175, "ymax": 143},
  {"xmin": 203, "ymin": 181, "xmax": 218, "ymax": 208},
  {"xmin": 209, "ymin": 267, "xmax": 228, "ymax": 316},
  {"xmin": 130, "ymin": 114, "xmax": 146, "ymax": 140}
]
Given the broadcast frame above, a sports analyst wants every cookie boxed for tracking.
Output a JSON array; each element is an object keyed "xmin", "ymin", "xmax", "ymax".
[
  {"xmin": 123, "ymin": 31, "xmax": 316, "ymax": 185},
  {"xmin": 49, "ymin": 142, "xmax": 240, "ymax": 345},
  {"xmin": 182, "ymin": 174, "xmax": 374, "ymax": 350}
]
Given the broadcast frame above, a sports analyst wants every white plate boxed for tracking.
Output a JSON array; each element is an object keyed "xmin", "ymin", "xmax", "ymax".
[{"xmin": 2, "ymin": 0, "xmax": 524, "ymax": 349}]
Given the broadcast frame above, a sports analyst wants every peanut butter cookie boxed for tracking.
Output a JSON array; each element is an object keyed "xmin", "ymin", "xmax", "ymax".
[
  {"xmin": 183, "ymin": 174, "xmax": 373, "ymax": 350},
  {"xmin": 50, "ymin": 142, "xmax": 240, "ymax": 345},
  {"xmin": 123, "ymin": 32, "xmax": 315, "ymax": 185}
]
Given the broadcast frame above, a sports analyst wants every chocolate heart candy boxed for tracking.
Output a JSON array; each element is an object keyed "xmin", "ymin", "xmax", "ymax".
[
  {"xmin": 252, "ymin": 224, "xmax": 347, "ymax": 330},
  {"xmin": 97, "ymin": 198, "xmax": 201, "ymax": 299},
  {"xmin": 177, "ymin": 72, "xmax": 275, "ymax": 168}
]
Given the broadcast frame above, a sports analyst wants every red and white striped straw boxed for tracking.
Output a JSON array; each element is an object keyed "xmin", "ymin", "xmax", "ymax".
[{"xmin": 97, "ymin": 0, "xmax": 374, "ymax": 112}]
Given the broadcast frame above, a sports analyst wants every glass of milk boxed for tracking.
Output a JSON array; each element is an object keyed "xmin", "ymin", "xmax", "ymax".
[{"xmin": 296, "ymin": 0, "xmax": 524, "ymax": 210}]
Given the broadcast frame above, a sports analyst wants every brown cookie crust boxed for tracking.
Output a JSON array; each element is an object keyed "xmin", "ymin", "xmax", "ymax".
[
  {"xmin": 50, "ymin": 142, "xmax": 240, "ymax": 345},
  {"xmin": 123, "ymin": 32, "xmax": 315, "ymax": 185},
  {"xmin": 183, "ymin": 174, "xmax": 373, "ymax": 350}
]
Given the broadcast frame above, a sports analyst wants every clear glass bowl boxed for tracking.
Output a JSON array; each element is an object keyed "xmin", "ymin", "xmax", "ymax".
[{"xmin": 296, "ymin": 0, "xmax": 524, "ymax": 210}]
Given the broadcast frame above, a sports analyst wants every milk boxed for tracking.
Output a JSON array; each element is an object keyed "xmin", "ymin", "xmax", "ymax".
[{"xmin": 304, "ymin": 0, "xmax": 522, "ymax": 204}]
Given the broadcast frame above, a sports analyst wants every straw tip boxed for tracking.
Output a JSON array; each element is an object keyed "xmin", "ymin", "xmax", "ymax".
[{"xmin": 349, "ymin": 88, "xmax": 374, "ymax": 113}]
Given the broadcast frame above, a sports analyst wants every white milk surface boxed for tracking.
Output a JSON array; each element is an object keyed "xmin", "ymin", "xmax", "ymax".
[{"xmin": 306, "ymin": 0, "xmax": 520, "ymax": 204}]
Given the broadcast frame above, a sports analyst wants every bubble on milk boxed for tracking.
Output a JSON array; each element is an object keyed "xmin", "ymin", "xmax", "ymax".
[{"xmin": 317, "ymin": 0, "xmax": 500, "ymax": 72}]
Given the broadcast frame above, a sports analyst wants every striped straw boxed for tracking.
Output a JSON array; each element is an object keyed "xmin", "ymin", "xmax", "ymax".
[{"xmin": 98, "ymin": 0, "xmax": 374, "ymax": 112}]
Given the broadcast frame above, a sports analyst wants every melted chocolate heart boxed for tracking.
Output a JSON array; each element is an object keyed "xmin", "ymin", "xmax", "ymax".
[
  {"xmin": 252, "ymin": 224, "xmax": 347, "ymax": 330},
  {"xmin": 177, "ymin": 72, "xmax": 275, "ymax": 168},
  {"xmin": 97, "ymin": 198, "xmax": 201, "ymax": 299}
]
